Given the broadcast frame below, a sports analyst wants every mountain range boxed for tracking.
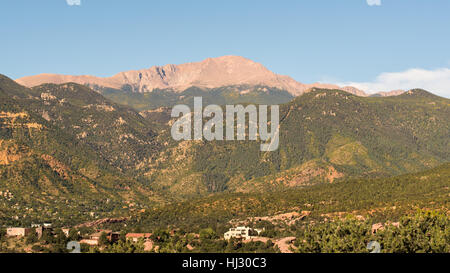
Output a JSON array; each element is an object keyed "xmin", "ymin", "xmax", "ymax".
[
  {"xmin": 16, "ymin": 56, "xmax": 400, "ymax": 98},
  {"xmin": 1, "ymin": 55, "xmax": 449, "ymax": 228}
]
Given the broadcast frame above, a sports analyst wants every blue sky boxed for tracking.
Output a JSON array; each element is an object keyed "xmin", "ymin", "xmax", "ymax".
[{"xmin": 1, "ymin": 0, "xmax": 450, "ymax": 96}]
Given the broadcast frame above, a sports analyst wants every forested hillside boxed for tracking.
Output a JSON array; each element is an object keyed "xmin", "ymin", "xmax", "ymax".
[
  {"xmin": 121, "ymin": 163, "xmax": 450, "ymax": 232},
  {"xmin": 0, "ymin": 74, "xmax": 449, "ymax": 227},
  {"xmin": 102, "ymin": 85, "xmax": 294, "ymax": 111},
  {"xmin": 0, "ymin": 75, "xmax": 165, "ymax": 226},
  {"xmin": 141, "ymin": 88, "xmax": 449, "ymax": 197}
]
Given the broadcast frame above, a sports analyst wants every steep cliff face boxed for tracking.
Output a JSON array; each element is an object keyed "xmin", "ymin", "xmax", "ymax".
[{"xmin": 16, "ymin": 56, "xmax": 367, "ymax": 96}]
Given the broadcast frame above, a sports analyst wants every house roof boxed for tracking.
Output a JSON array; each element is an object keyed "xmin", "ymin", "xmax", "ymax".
[{"xmin": 126, "ymin": 233, "xmax": 152, "ymax": 238}]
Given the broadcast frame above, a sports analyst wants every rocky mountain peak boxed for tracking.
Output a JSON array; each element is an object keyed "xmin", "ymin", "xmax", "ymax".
[{"xmin": 16, "ymin": 56, "xmax": 372, "ymax": 97}]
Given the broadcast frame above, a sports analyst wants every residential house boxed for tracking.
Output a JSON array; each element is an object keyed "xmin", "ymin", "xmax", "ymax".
[
  {"xmin": 80, "ymin": 230, "xmax": 119, "ymax": 246},
  {"xmin": 35, "ymin": 225, "xmax": 53, "ymax": 239},
  {"xmin": 6, "ymin": 228, "xmax": 34, "ymax": 237},
  {"xmin": 126, "ymin": 233, "xmax": 154, "ymax": 251},
  {"xmin": 125, "ymin": 233, "xmax": 152, "ymax": 243},
  {"xmin": 79, "ymin": 238, "xmax": 100, "ymax": 246},
  {"xmin": 224, "ymin": 227, "xmax": 253, "ymax": 240}
]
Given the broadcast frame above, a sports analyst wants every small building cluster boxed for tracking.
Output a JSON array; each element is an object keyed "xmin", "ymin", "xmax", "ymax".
[
  {"xmin": 125, "ymin": 233, "xmax": 154, "ymax": 251},
  {"xmin": 125, "ymin": 233, "xmax": 152, "ymax": 243},
  {"xmin": 6, "ymin": 223, "xmax": 61, "ymax": 239},
  {"xmin": 224, "ymin": 226, "xmax": 263, "ymax": 240},
  {"xmin": 79, "ymin": 230, "xmax": 120, "ymax": 246},
  {"xmin": 5, "ymin": 225, "xmax": 155, "ymax": 251}
]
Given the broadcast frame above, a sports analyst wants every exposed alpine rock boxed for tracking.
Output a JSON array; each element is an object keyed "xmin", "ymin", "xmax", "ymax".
[{"xmin": 17, "ymin": 56, "xmax": 367, "ymax": 97}]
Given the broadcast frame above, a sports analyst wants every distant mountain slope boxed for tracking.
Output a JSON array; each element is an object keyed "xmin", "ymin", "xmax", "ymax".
[
  {"xmin": 29, "ymin": 83, "xmax": 161, "ymax": 171},
  {"xmin": 142, "ymin": 88, "xmax": 449, "ymax": 196},
  {"xmin": 102, "ymin": 85, "xmax": 295, "ymax": 111},
  {"xmin": 16, "ymin": 56, "xmax": 367, "ymax": 97}
]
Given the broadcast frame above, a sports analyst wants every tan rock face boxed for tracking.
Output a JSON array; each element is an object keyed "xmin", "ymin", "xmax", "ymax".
[
  {"xmin": 16, "ymin": 56, "xmax": 367, "ymax": 96},
  {"xmin": 0, "ymin": 140, "xmax": 28, "ymax": 165}
]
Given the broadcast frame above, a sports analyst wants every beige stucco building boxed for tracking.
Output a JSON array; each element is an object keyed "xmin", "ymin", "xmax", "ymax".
[{"xmin": 6, "ymin": 227, "xmax": 34, "ymax": 237}]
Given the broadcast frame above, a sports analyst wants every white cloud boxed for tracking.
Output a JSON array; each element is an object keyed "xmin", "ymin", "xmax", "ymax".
[
  {"xmin": 66, "ymin": 0, "xmax": 81, "ymax": 6},
  {"xmin": 338, "ymin": 68, "xmax": 450, "ymax": 98},
  {"xmin": 367, "ymin": 0, "xmax": 381, "ymax": 6}
]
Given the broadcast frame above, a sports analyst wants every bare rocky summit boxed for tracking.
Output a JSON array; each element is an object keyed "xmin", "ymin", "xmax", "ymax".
[{"xmin": 17, "ymin": 56, "xmax": 372, "ymax": 97}]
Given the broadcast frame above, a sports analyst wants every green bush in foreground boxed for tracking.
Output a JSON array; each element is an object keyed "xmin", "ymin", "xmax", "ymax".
[
  {"xmin": 295, "ymin": 211, "xmax": 449, "ymax": 253},
  {"xmin": 379, "ymin": 211, "xmax": 449, "ymax": 253}
]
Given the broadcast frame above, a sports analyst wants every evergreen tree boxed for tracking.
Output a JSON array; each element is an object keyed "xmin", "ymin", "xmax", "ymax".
[
  {"xmin": 40, "ymin": 229, "xmax": 54, "ymax": 245},
  {"xmin": 98, "ymin": 232, "xmax": 110, "ymax": 246},
  {"xmin": 25, "ymin": 232, "xmax": 38, "ymax": 245}
]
